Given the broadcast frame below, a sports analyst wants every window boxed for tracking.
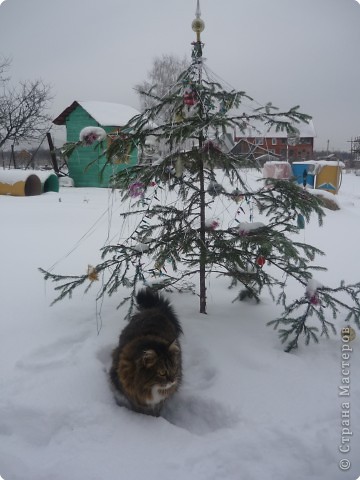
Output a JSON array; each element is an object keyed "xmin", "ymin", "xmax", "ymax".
[
  {"xmin": 255, "ymin": 137, "xmax": 263, "ymax": 145},
  {"xmin": 271, "ymin": 138, "xmax": 277, "ymax": 145}
]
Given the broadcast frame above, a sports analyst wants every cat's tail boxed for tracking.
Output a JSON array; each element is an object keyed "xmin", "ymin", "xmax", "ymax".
[{"xmin": 135, "ymin": 288, "xmax": 183, "ymax": 335}]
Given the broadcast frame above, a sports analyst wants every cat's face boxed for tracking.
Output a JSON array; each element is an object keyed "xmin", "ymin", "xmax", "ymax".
[{"xmin": 137, "ymin": 341, "xmax": 181, "ymax": 388}]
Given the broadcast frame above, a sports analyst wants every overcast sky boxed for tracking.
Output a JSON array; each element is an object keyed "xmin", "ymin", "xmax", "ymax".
[{"xmin": 0, "ymin": 0, "xmax": 359, "ymax": 151}]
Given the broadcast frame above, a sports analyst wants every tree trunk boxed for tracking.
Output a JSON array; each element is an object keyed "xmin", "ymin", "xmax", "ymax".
[{"xmin": 198, "ymin": 139, "xmax": 207, "ymax": 314}]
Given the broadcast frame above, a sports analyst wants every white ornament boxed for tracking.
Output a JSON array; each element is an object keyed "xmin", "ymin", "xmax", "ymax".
[{"xmin": 79, "ymin": 126, "xmax": 107, "ymax": 145}]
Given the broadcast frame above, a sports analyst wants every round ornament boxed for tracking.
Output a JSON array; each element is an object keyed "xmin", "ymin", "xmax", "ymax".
[
  {"xmin": 308, "ymin": 293, "xmax": 320, "ymax": 305},
  {"xmin": 175, "ymin": 157, "xmax": 184, "ymax": 178},
  {"xmin": 174, "ymin": 111, "xmax": 185, "ymax": 123},
  {"xmin": 297, "ymin": 214, "xmax": 305, "ymax": 229},
  {"xmin": 183, "ymin": 87, "xmax": 197, "ymax": 106},
  {"xmin": 79, "ymin": 126, "xmax": 106, "ymax": 145},
  {"xmin": 128, "ymin": 182, "xmax": 145, "ymax": 198},
  {"xmin": 192, "ymin": 18, "xmax": 205, "ymax": 34},
  {"xmin": 256, "ymin": 256, "xmax": 266, "ymax": 267}
]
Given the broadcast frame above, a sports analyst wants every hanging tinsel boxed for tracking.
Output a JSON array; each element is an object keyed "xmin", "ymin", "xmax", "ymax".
[{"xmin": 191, "ymin": 40, "xmax": 203, "ymax": 59}]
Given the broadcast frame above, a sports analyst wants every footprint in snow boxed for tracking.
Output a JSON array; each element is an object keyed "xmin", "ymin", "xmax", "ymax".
[
  {"xmin": 15, "ymin": 329, "xmax": 91, "ymax": 371},
  {"xmin": 95, "ymin": 344, "xmax": 114, "ymax": 371},
  {"xmin": 181, "ymin": 342, "xmax": 218, "ymax": 391},
  {"xmin": 162, "ymin": 393, "xmax": 238, "ymax": 435},
  {"xmin": 0, "ymin": 404, "xmax": 70, "ymax": 447}
]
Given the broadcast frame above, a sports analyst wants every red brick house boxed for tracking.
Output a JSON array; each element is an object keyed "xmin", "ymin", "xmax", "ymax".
[{"xmin": 232, "ymin": 119, "xmax": 316, "ymax": 162}]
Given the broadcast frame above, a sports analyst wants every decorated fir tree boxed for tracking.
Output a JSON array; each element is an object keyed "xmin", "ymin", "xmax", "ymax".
[{"xmin": 41, "ymin": 1, "xmax": 360, "ymax": 352}]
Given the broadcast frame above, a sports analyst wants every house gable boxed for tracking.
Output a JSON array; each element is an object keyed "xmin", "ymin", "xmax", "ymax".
[{"xmin": 53, "ymin": 101, "xmax": 139, "ymax": 187}]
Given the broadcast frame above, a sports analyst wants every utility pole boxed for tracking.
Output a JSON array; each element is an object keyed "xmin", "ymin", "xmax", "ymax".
[
  {"xmin": 46, "ymin": 132, "xmax": 60, "ymax": 174},
  {"xmin": 10, "ymin": 144, "xmax": 17, "ymax": 169}
]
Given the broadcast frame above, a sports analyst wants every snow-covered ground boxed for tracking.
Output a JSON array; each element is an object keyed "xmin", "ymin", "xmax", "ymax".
[{"xmin": 1, "ymin": 170, "xmax": 359, "ymax": 480}]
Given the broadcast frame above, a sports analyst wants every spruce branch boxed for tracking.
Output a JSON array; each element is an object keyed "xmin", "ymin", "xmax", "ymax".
[{"xmin": 268, "ymin": 281, "xmax": 360, "ymax": 352}]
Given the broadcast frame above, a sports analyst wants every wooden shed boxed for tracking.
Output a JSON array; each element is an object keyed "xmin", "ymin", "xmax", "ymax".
[{"xmin": 53, "ymin": 101, "xmax": 140, "ymax": 187}]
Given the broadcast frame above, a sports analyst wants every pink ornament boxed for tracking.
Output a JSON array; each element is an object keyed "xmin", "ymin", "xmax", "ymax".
[
  {"xmin": 210, "ymin": 220, "xmax": 220, "ymax": 230},
  {"xmin": 129, "ymin": 182, "xmax": 145, "ymax": 198},
  {"xmin": 83, "ymin": 132, "xmax": 99, "ymax": 145},
  {"xmin": 308, "ymin": 293, "xmax": 320, "ymax": 305},
  {"xmin": 305, "ymin": 279, "xmax": 322, "ymax": 306}
]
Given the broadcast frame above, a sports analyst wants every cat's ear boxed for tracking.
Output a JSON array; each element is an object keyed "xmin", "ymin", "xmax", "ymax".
[
  {"xmin": 142, "ymin": 349, "xmax": 157, "ymax": 367},
  {"xmin": 168, "ymin": 340, "xmax": 180, "ymax": 355}
]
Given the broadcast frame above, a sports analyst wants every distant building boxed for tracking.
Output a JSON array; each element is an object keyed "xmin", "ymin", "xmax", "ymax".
[
  {"xmin": 53, "ymin": 101, "xmax": 140, "ymax": 187},
  {"xmin": 232, "ymin": 119, "xmax": 316, "ymax": 162}
]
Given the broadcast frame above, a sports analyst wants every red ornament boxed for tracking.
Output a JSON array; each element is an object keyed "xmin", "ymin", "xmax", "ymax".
[
  {"xmin": 256, "ymin": 256, "xmax": 266, "ymax": 267},
  {"xmin": 183, "ymin": 87, "xmax": 197, "ymax": 106}
]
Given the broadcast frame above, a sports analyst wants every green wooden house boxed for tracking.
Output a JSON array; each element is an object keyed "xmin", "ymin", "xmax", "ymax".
[{"xmin": 53, "ymin": 101, "xmax": 140, "ymax": 187}]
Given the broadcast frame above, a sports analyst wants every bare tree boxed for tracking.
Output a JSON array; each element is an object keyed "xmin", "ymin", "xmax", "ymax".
[
  {"xmin": 0, "ymin": 57, "xmax": 11, "ymax": 83},
  {"xmin": 0, "ymin": 58, "xmax": 52, "ymax": 149},
  {"xmin": 135, "ymin": 53, "xmax": 189, "ymax": 121}
]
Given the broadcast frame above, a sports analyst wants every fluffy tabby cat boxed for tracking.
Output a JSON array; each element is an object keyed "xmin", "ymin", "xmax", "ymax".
[{"xmin": 109, "ymin": 288, "xmax": 183, "ymax": 416}]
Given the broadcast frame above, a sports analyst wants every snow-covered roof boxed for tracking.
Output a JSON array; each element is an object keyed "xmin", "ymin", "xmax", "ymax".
[
  {"xmin": 78, "ymin": 101, "xmax": 140, "ymax": 126},
  {"xmin": 293, "ymin": 160, "xmax": 345, "ymax": 168},
  {"xmin": 53, "ymin": 101, "xmax": 140, "ymax": 127},
  {"xmin": 235, "ymin": 118, "xmax": 316, "ymax": 139},
  {"xmin": 0, "ymin": 169, "xmax": 57, "ymax": 184}
]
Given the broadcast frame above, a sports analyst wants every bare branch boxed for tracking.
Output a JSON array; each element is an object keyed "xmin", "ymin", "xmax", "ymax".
[{"xmin": 0, "ymin": 57, "xmax": 52, "ymax": 149}]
